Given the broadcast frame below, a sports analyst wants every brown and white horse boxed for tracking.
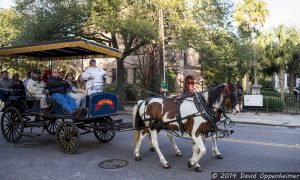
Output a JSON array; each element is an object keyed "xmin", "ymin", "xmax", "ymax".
[{"xmin": 132, "ymin": 84, "xmax": 239, "ymax": 172}]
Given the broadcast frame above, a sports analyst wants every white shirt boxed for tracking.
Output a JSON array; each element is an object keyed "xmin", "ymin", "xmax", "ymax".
[{"xmin": 82, "ymin": 67, "xmax": 106, "ymax": 90}]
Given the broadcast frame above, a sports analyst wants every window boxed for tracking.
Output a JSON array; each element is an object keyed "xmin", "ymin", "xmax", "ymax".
[
  {"xmin": 183, "ymin": 53, "xmax": 187, "ymax": 66},
  {"xmin": 112, "ymin": 69, "xmax": 116, "ymax": 83}
]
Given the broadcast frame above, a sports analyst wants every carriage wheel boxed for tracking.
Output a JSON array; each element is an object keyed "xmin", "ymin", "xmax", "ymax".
[
  {"xmin": 94, "ymin": 117, "xmax": 116, "ymax": 143},
  {"xmin": 0, "ymin": 107, "xmax": 24, "ymax": 143},
  {"xmin": 56, "ymin": 122, "xmax": 80, "ymax": 154},
  {"xmin": 45, "ymin": 118, "xmax": 64, "ymax": 135}
]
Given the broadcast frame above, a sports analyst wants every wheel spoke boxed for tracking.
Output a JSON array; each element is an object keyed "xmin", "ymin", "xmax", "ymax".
[{"xmin": 7, "ymin": 128, "xmax": 12, "ymax": 140}]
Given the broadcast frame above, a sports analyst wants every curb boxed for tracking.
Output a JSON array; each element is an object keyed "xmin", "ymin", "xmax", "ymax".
[{"xmin": 233, "ymin": 121, "xmax": 300, "ymax": 128}]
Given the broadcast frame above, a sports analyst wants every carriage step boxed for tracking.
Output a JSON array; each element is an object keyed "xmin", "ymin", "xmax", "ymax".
[{"xmin": 21, "ymin": 133, "xmax": 42, "ymax": 138}]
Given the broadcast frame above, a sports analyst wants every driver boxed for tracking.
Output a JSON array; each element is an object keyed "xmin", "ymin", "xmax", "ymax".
[{"xmin": 82, "ymin": 59, "xmax": 107, "ymax": 95}]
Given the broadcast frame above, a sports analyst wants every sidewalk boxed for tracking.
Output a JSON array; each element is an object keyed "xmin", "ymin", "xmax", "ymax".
[{"xmin": 120, "ymin": 106, "xmax": 300, "ymax": 128}]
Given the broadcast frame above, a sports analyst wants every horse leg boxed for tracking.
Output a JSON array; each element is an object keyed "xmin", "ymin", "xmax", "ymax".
[
  {"xmin": 188, "ymin": 142, "xmax": 201, "ymax": 168},
  {"xmin": 149, "ymin": 129, "xmax": 170, "ymax": 169},
  {"xmin": 134, "ymin": 131, "xmax": 148, "ymax": 161},
  {"xmin": 167, "ymin": 132, "xmax": 182, "ymax": 157},
  {"xmin": 148, "ymin": 134, "xmax": 155, "ymax": 152},
  {"xmin": 188, "ymin": 135, "xmax": 207, "ymax": 172},
  {"xmin": 211, "ymin": 134, "xmax": 223, "ymax": 159}
]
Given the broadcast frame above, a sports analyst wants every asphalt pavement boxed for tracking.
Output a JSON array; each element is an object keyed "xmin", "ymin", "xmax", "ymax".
[{"xmin": 0, "ymin": 114, "xmax": 299, "ymax": 180}]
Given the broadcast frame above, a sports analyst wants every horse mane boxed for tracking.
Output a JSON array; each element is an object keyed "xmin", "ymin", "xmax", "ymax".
[{"xmin": 208, "ymin": 85, "xmax": 225, "ymax": 106}]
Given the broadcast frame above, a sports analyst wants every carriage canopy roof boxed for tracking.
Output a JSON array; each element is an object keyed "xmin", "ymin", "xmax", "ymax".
[{"xmin": 0, "ymin": 38, "xmax": 122, "ymax": 60}]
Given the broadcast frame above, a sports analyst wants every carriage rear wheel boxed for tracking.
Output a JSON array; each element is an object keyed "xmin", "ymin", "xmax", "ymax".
[
  {"xmin": 94, "ymin": 117, "xmax": 116, "ymax": 143},
  {"xmin": 56, "ymin": 122, "xmax": 80, "ymax": 154},
  {"xmin": 44, "ymin": 118, "xmax": 64, "ymax": 135},
  {"xmin": 1, "ymin": 107, "xmax": 24, "ymax": 143}
]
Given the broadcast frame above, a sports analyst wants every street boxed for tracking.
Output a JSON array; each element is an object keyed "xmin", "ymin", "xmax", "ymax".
[{"xmin": 0, "ymin": 114, "xmax": 299, "ymax": 180}]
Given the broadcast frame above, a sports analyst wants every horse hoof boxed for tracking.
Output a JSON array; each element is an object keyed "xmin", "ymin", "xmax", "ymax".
[
  {"xmin": 176, "ymin": 152, "xmax": 183, "ymax": 157},
  {"xmin": 150, "ymin": 147, "xmax": 155, "ymax": 152},
  {"xmin": 135, "ymin": 156, "xmax": 142, "ymax": 161},
  {"xmin": 216, "ymin": 155, "xmax": 223, "ymax": 159},
  {"xmin": 187, "ymin": 161, "xmax": 193, "ymax": 168},
  {"xmin": 162, "ymin": 163, "xmax": 171, "ymax": 169},
  {"xmin": 195, "ymin": 166, "xmax": 202, "ymax": 172}
]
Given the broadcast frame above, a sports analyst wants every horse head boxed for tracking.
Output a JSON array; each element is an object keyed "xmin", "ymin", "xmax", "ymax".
[{"xmin": 223, "ymin": 82, "xmax": 241, "ymax": 114}]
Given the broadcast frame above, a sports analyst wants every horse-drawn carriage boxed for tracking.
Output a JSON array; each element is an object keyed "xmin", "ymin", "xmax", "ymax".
[{"xmin": 0, "ymin": 38, "xmax": 132, "ymax": 153}]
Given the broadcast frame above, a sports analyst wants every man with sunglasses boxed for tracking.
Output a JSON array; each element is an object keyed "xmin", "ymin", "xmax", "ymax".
[{"xmin": 47, "ymin": 69, "xmax": 83, "ymax": 118}]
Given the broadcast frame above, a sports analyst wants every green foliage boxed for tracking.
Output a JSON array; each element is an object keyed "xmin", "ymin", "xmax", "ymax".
[
  {"xmin": 15, "ymin": 0, "xmax": 88, "ymax": 43},
  {"xmin": 0, "ymin": 8, "xmax": 20, "ymax": 47},
  {"xmin": 234, "ymin": 0, "xmax": 269, "ymax": 35},
  {"xmin": 263, "ymin": 96, "xmax": 284, "ymax": 111},
  {"xmin": 104, "ymin": 83, "xmax": 138, "ymax": 101},
  {"xmin": 176, "ymin": 0, "xmax": 252, "ymax": 86}
]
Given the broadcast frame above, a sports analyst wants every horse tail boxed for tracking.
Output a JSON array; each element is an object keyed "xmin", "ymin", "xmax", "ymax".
[{"xmin": 133, "ymin": 100, "xmax": 144, "ymax": 145}]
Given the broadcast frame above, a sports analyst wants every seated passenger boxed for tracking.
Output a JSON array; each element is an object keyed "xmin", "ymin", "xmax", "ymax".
[
  {"xmin": 47, "ymin": 69, "xmax": 82, "ymax": 118},
  {"xmin": 26, "ymin": 69, "xmax": 49, "ymax": 114},
  {"xmin": 23, "ymin": 71, "xmax": 31, "ymax": 87},
  {"xmin": 42, "ymin": 70, "xmax": 51, "ymax": 84},
  {"xmin": 76, "ymin": 74, "xmax": 87, "ymax": 94},
  {"xmin": 12, "ymin": 73, "xmax": 24, "ymax": 88},
  {"xmin": 0, "ymin": 70, "xmax": 13, "ymax": 102},
  {"xmin": 65, "ymin": 73, "xmax": 86, "ymax": 108}
]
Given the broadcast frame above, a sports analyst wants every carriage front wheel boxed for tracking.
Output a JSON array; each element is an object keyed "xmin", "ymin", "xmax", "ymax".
[
  {"xmin": 94, "ymin": 117, "xmax": 116, "ymax": 143},
  {"xmin": 1, "ymin": 106, "xmax": 24, "ymax": 143},
  {"xmin": 56, "ymin": 122, "xmax": 80, "ymax": 154}
]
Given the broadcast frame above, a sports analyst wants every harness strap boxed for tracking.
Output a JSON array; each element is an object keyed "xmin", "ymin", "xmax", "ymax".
[{"xmin": 175, "ymin": 98, "xmax": 186, "ymax": 134}]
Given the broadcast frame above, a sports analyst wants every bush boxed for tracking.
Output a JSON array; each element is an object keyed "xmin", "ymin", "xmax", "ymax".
[
  {"xmin": 263, "ymin": 96, "xmax": 283, "ymax": 111},
  {"xmin": 103, "ymin": 83, "xmax": 138, "ymax": 101}
]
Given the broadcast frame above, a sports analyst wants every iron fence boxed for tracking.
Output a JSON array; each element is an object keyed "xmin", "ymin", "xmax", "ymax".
[{"xmin": 243, "ymin": 91, "xmax": 300, "ymax": 114}]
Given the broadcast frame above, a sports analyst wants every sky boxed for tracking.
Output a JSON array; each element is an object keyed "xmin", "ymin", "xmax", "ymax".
[{"xmin": 1, "ymin": 0, "xmax": 300, "ymax": 31}]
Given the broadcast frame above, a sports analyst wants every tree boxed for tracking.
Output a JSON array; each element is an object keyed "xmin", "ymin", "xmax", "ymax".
[
  {"xmin": 15, "ymin": 0, "xmax": 160, "ymax": 110},
  {"xmin": 233, "ymin": 0, "xmax": 269, "ymax": 93},
  {"xmin": 258, "ymin": 25, "xmax": 299, "ymax": 99},
  {"xmin": 176, "ymin": 0, "xmax": 251, "ymax": 86}
]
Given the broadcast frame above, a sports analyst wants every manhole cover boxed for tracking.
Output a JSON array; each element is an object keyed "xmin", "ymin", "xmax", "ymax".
[
  {"xmin": 14, "ymin": 142, "xmax": 38, "ymax": 148},
  {"xmin": 99, "ymin": 159, "xmax": 129, "ymax": 169}
]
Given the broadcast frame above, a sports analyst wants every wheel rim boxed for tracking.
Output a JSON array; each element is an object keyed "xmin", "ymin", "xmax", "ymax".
[
  {"xmin": 45, "ymin": 118, "xmax": 63, "ymax": 135},
  {"xmin": 94, "ymin": 117, "xmax": 115, "ymax": 143},
  {"xmin": 1, "ymin": 107, "xmax": 24, "ymax": 143},
  {"xmin": 56, "ymin": 122, "xmax": 80, "ymax": 154}
]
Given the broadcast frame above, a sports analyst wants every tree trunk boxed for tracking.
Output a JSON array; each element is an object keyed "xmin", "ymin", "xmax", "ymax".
[
  {"xmin": 245, "ymin": 72, "xmax": 250, "ymax": 94},
  {"xmin": 117, "ymin": 56, "xmax": 126, "ymax": 111},
  {"xmin": 288, "ymin": 70, "xmax": 295, "ymax": 96},
  {"xmin": 288, "ymin": 59, "xmax": 298, "ymax": 96},
  {"xmin": 278, "ymin": 64, "xmax": 285, "ymax": 101}
]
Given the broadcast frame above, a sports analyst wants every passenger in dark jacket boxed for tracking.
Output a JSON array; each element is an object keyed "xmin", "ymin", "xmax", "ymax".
[{"xmin": 47, "ymin": 69, "xmax": 82, "ymax": 117}]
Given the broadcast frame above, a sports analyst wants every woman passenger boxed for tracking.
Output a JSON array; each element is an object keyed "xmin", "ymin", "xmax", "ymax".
[{"xmin": 65, "ymin": 73, "xmax": 86, "ymax": 108}]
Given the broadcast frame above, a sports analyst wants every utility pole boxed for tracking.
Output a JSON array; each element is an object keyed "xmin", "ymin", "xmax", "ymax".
[{"xmin": 159, "ymin": 8, "xmax": 167, "ymax": 96}]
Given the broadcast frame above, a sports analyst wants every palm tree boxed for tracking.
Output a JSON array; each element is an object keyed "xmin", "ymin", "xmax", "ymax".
[
  {"xmin": 234, "ymin": 0, "xmax": 269, "ymax": 93},
  {"xmin": 264, "ymin": 25, "xmax": 299, "ymax": 100}
]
